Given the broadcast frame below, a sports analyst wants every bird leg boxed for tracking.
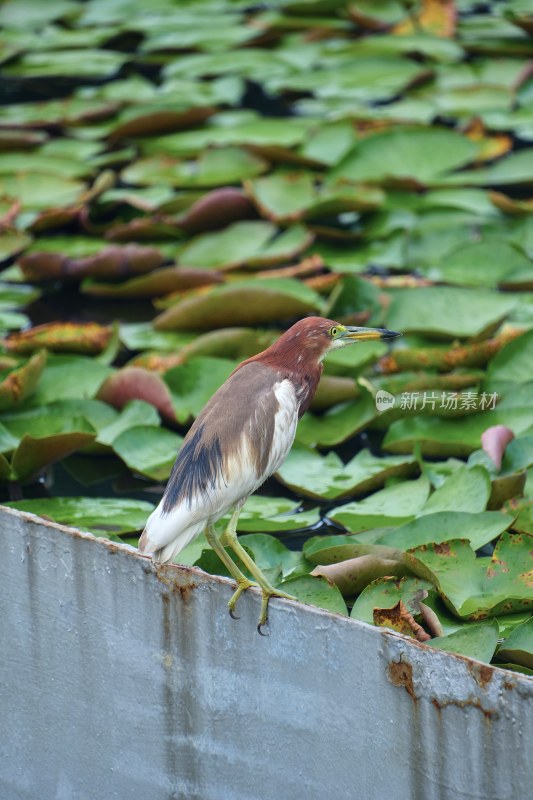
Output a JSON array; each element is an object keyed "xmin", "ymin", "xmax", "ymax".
[
  {"xmin": 220, "ymin": 506, "xmax": 296, "ymax": 632},
  {"xmin": 204, "ymin": 524, "xmax": 255, "ymax": 619}
]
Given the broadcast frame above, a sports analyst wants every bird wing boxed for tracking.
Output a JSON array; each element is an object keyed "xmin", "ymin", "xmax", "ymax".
[{"xmin": 139, "ymin": 362, "xmax": 298, "ymax": 562}]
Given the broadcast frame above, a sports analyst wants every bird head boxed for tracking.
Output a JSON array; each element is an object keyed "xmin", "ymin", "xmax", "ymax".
[{"xmin": 269, "ymin": 316, "xmax": 401, "ymax": 364}]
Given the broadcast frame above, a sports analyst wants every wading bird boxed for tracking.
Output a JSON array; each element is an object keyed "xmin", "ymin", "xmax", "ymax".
[{"xmin": 139, "ymin": 317, "xmax": 400, "ymax": 631}]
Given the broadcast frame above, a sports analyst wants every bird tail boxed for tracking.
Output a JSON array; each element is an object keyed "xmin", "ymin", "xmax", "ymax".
[{"xmin": 138, "ymin": 502, "xmax": 204, "ymax": 564}]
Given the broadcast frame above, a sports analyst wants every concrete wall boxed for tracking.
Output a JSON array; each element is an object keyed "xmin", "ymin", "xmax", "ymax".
[{"xmin": 0, "ymin": 506, "xmax": 531, "ymax": 800}]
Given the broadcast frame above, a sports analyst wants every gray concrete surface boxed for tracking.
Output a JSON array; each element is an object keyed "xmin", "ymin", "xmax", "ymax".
[{"xmin": 0, "ymin": 505, "xmax": 531, "ymax": 800}]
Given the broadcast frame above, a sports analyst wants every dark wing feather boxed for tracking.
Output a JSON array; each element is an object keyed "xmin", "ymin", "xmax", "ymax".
[{"xmin": 162, "ymin": 362, "xmax": 281, "ymax": 513}]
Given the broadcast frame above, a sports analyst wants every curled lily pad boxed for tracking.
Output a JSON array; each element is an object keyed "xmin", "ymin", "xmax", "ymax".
[
  {"xmin": 19, "ymin": 241, "xmax": 167, "ymax": 283},
  {"xmin": 154, "ymin": 278, "xmax": 323, "ymax": 330},
  {"xmin": 97, "ymin": 367, "xmax": 177, "ymax": 424},
  {"xmin": 82, "ymin": 266, "xmax": 221, "ymax": 299},
  {"xmin": 0, "ymin": 350, "xmax": 46, "ymax": 411},
  {"xmin": 496, "ymin": 617, "xmax": 533, "ymax": 669}
]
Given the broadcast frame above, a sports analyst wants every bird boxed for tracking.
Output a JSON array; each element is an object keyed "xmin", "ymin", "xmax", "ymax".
[{"xmin": 139, "ymin": 316, "xmax": 401, "ymax": 631}]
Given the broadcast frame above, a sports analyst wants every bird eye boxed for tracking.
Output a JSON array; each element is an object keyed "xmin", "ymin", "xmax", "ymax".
[{"xmin": 329, "ymin": 326, "xmax": 338, "ymax": 338}]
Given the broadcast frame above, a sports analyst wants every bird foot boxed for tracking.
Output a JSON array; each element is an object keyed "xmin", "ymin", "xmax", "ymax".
[
  {"xmin": 227, "ymin": 577, "xmax": 257, "ymax": 620},
  {"xmin": 228, "ymin": 580, "xmax": 296, "ymax": 632}
]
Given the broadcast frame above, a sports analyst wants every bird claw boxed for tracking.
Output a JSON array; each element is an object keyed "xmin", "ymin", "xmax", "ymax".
[
  {"xmin": 257, "ymin": 622, "xmax": 269, "ymax": 636},
  {"xmin": 229, "ymin": 608, "xmax": 240, "ymax": 621}
]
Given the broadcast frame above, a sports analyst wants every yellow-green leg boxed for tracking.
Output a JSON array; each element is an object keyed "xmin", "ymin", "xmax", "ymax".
[
  {"xmin": 204, "ymin": 524, "xmax": 256, "ymax": 619},
  {"xmin": 220, "ymin": 506, "xmax": 296, "ymax": 633}
]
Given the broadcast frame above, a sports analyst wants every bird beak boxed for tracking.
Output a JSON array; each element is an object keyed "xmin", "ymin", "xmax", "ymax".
[{"xmin": 341, "ymin": 326, "xmax": 402, "ymax": 342}]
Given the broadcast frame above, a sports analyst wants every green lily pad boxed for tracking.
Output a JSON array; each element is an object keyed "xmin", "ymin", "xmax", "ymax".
[
  {"xmin": 122, "ymin": 147, "xmax": 267, "ymax": 189},
  {"xmin": 4, "ymin": 496, "xmax": 154, "ymax": 537},
  {"xmin": 112, "ymin": 426, "xmax": 182, "ymax": 482},
  {"xmin": 358, "ymin": 511, "xmax": 513, "ymax": 551},
  {"xmin": 420, "ymin": 465, "xmax": 491, "ymax": 514},
  {"xmin": 24, "ymin": 355, "xmax": 113, "ymax": 406},
  {"xmin": 276, "ymin": 445, "xmax": 416, "ymax": 501},
  {"xmin": 11, "ymin": 424, "xmax": 96, "ymax": 482},
  {"xmin": 4, "ymin": 48, "xmax": 126, "ymax": 78},
  {"xmin": 383, "ymin": 407, "xmax": 533, "ymax": 457},
  {"xmin": 331, "ymin": 127, "xmax": 479, "ymax": 186},
  {"xmin": 427, "ymin": 620, "xmax": 500, "ymax": 663},
  {"xmin": 164, "ymin": 357, "xmax": 236, "ymax": 424},
  {"xmin": 96, "ymin": 400, "xmax": 160, "ymax": 446},
  {"xmin": 386, "ymin": 286, "xmax": 517, "ymax": 339},
  {"xmin": 295, "ymin": 390, "xmax": 377, "ymax": 448},
  {"xmin": 496, "ymin": 617, "xmax": 533, "ymax": 669},
  {"xmin": 178, "ymin": 220, "xmax": 312, "ymax": 270},
  {"xmin": 221, "ymin": 495, "xmax": 319, "ymax": 533},
  {"xmin": 329, "ymin": 476, "xmax": 431, "ymax": 533},
  {"xmin": 278, "ymin": 574, "xmax": 348, "ymax": 617}
]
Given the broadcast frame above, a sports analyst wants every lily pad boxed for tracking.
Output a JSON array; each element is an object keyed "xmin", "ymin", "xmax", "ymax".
[
  {"xmin": 4, "ymin": 496, "xmax": 154, "ymax": 537},
  {"xmin": 386, "ymin": 286, "xmax": 517, "ymax": 339},
  {"xmin": 496, "ymin": 617, "xmax": 533, "ymax": 669},
  {"xmin": 154, "ymin": 278, "xmax": 323, "ymax": 330},
  {"xmin": 329, "ymin": 476, "xmax": 431, "ymax": 533},
  {"xmin": 112, "ymin": 426, "xmax": 182, "ymax": 481},
  {"xmin": 331, "ymin": 127, "xmax": 479, "ymax": 186},
  {"xmin": 427, "ymin": 620, "xmax": 500, "ymax": 663},
  {"xmin": 351, "ymin": 575, "xmax": 435, "ymax": 625},
  {"xmin": 276, "ymin": 445, "xmax": 416, "ymax": 501},
  {"xmin": 406, "ymin": 533, "xmax": 533, "ymax": 619}
]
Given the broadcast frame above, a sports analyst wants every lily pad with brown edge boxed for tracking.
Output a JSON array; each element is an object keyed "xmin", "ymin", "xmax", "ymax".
[
  {"xmin": 276, "ymin": 445, "xmax": 416, "ymax": 501},
  {"xmin": 3, "ymin": 496, "xmax": 154, "ymax": 539},
  {"xmin": 0, "ymin": 350, "xmax": 46, "ymax": 411},
  {"xmin": 176, "ymin": 187, "xmax": 255, "ymax": 234},
  {"xmin": 3, "ymin": 322, "xmax": 113, "ymax": 355},
  {"xmin": 111, "ymin": 426, "xmax": 182, "ymax": 482},
  {"xmin": 153, "ymin": 277, "xmax": 323, "ymax": 330},
  {"xmin": 350, "ymin": 575, "xmax": 435, "ymax": 625},
  {"xmin": 405, "ymin": 533, "xmax": 533, "ymax": 619},
  {"xmin": 312, "ymin": 555, "xmax": 411, "ymax": 598}
]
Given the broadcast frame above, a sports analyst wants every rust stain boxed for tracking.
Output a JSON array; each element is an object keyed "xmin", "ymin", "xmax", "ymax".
[
  {"xmin": 431, "ymin": 697, "xmax": 496, "ymax": 722},
  {"xmin": 155, "ymin": 564, "xmax": 198, "ymax": 602},
  {"xmin": 468, "ymin": 661, "xmax": 494, "ymax": 689},
  {"xmin": 388, "ymin": 660, "xmax": 417, "ymax": 701}
]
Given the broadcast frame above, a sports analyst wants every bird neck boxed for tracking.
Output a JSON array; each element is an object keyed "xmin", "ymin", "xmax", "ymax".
[{"xmin": 247, "ymin": 348, "xmax": 323, "ymax": 417}]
